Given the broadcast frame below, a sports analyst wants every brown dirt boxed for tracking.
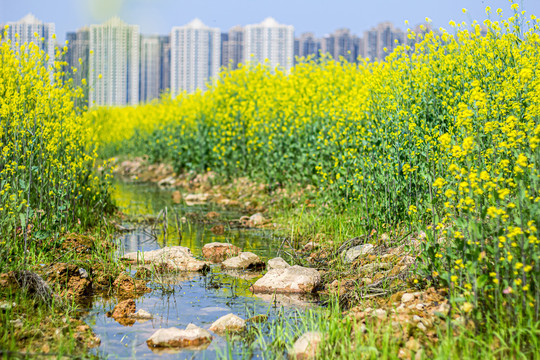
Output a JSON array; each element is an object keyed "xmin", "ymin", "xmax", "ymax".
[
  {"xmin": 45, "ymin": 263, "xmax": 92, "ymax": 300},
  {"xmin": 113, "ymin": 272, "xmax": 152, "ymax": 299}
]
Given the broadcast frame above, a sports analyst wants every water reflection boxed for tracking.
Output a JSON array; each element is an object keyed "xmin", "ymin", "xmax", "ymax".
[
  {"xmin": 112, "ymin": 181, "xmax": 277, "ymax": 259},
  {"xmin": 85, "ymin": 181, "xmax": 316, "ymax": 359}
]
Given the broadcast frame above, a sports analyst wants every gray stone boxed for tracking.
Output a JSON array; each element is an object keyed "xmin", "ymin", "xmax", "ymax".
[
  {"xmin": 289, "ymin": 331, "xmax": 322, "ymax": 359},
  {"xmin": 184, "ymin": 193, "xmax": 210, "ymax": 205},
  {"xmin": 222, "ymin": 252, "xmax": 265, "ymax": 270},
  {"xmin": 209, "ymin": 314, "xmax": 246, "ymax": 334},
  {"xmin": 146, "ymin": 324, "xmax": 212, "ymax": 349},
  {"xmin": 249, "ymin": 213, "xmax": 265, "ymax": 225},
  {"xmin": 131, "ymin": 309, "xmax": 153, "ymax": 320},
  {"xmin": 343, "ymin": 244, "xmax": 375, "ymax": 263},
  {"xmin": 122, "ymin": 246, "xmax": 209, "ymax": 272},
  {"xmin": 251, "ymin": 265, "xmax": 321, "ymax": 294},
  {"xmin": 268, "ymin": 257, "xmax": 290, "ymax": 270}
]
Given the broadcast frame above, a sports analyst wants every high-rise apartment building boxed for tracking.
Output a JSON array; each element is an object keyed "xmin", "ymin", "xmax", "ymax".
[
  {"xmin": 139, "ymin": 35, "xmax": 161, "ymax": 102},
  {"xmin": 2, "ymin": 14, "xmax": 55, "ymax": 68},
  {"xmin": 221, "ymin": 26, "xmax": 244, "ymax": 69},
  {"xmin": 244, "ymin": 17, "xmax": 294, "ymax": 71},
  {"xmin": 66, "ymin": 27, "xmax": 89, "ymax": 88},
  {"xmin": 363, "ymin": 22, "xmax": 405, "ymax": 61},
  {"xmin": 294, "ymin": 32, "xmax": 320, "ymax": 62},
  {"xmin": 170, "ymin": 19, "xmax": 220, "ymax": 96},
  {"xmin": 89, "ymin": 17, "xmax": 139, "ymax": 106},
  {"xmin": 159, "ymin": 35, "xmax": 171, "ymax": 93},
  {"xmin": 321, "ymin": 28, "xmax": 360, "ymax": 63}
]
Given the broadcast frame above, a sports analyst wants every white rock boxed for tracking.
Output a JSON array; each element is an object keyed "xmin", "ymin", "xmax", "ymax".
[
  {"xmin": 146, "ymin": 324, "xmax": 212, "ymax": 348},
  {"xmin": 209, "ymin": 314, "xmax": 246, "ymax": 334},
  {"xmin": 251, "ymin": 265, "xmax": 321, "ymax": 294},
  {"xmin": 372, "ymin": 309, "xmax": 387, "ymax": 320},
  {"xmin": 184, "ymin": 193, "xmax": 210, "ymax": 205},
  {"xmin": 157, "ymin": 176, "xmax": 176, "ymax": 187},
  {"xmin": 122, "ymin": 246, "xmax": 209, "ymax": 272},
  {"xmin": 0, "ymin": 301, "xmax": 16, "ymax": 310},
  {"xmin": 222, "ymin": 252, "xmax": 265, "ymax": 270},
  {"xmin": 401, "ymin": 293, "xmax": 416, "ymax": 303},
  {"xmin": 289, "ymin": 331, "xmax": 322, "ymax": 359},
  {"xmin": 268, "ymin": 257, "xmax": 290, "ymax": 270},
  {"xmin": 131, "ymin": 309, "xmax": 153, "ymax": 319},
  {"xmin": 249, "ymin": 213, "xmax": 265, "ymax": 225},
  {"xmin": 344, "ymin": 244, "xmax": 375, "ymax": 263}
]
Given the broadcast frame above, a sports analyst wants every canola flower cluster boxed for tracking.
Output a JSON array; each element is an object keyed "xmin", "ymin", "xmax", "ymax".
[
  {"xmin": 0, "ymin": 29, "xmax": 113, "ymax": 265},
  {"xmin": 93, "ymin": 6, "xmax": 539, "ymax": 321}
]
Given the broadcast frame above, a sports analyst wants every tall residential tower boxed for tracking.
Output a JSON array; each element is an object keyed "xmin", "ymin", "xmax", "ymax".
[
  {"xmin": 170, "ymin": 19, "xmax": 220, "ymax": 96},
  {"xmin": 139, "ymin": 34, "xmax": 161, "ymax": 102},
  {"xmin": 88, "ymin": 17, "xmax": 139, "ymax": 106},
  {"xmin": 244, "ymin": 17, "xmax": 294, "ymax": 71},
  {"xmin": 3, "ymin": 14, "xmax": 55, "ymax": 69}
]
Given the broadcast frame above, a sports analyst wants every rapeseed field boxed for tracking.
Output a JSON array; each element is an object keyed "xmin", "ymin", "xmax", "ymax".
[{"xmin": 93, "ymin": 7, "xmax": 540, "ymax": 325}]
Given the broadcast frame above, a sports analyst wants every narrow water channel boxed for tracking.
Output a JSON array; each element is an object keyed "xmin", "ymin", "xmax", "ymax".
[{"xmin": 84, "ymin": 181, "xmax": 317, "ymax": 359}]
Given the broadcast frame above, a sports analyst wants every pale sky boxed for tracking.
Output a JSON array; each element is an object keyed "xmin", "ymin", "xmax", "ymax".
[{"xmin": 1, "ymin": 0, "xmax": 539, "ymax": 42}]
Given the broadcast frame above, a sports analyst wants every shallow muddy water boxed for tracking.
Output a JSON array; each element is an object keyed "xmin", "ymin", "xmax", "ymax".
[{"xmin": 84, "ymin": 181, "xmax": 316, "ymax": 359}]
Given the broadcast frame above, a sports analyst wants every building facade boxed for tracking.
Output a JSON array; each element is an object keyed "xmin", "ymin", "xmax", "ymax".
[
  {"xmin": 170, "ymin": 19, "xmax": 220, "ymax": 96},
  {"xmin": 66, "ymin": 27, "xmax": 89, "ymax": 88},
  {"xmin": 88, "ymin": 17, "xmax": 139, "ymax": 106},
  {"xmin": 363, "ymin": 22, "xmax": 405, "ymax": 61},
  {"xmin": 159, "ymin": 35, "xmax": 171, "ymax": 93},
  {"xmin": 294, "ymin": 32, "xmax": 321, "ymax": 62},
  {"xmin": 139, "ymin": 35, "xmax": 161, "ymax": 102},
  {"xmin": 244, "ymin": 17, "xmax": 294, "ymax": 71},
  {"xmin": 221, "ymin": 25, "xmax": 244, "ymax": 69},
  {"xmin": 321, "ymin": 28, "xmax": 361, "ymax": 63},
  {"xmin": 3, "ymin": 14, "xmax": 55, "ymax": 69}
]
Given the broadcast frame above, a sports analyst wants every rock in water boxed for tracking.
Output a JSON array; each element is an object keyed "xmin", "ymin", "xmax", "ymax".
[
  {"xmin": 146, "ymin": 324, "xmax": 212, "ymax": 349},
  {"xmin": 289, "ymin": 331, "xmax": 322, "ymax": 359},
  {"xmin": 343, "ymin": 244, "xmax": 375, "ymax": 263},
  {"xmin": 107, "ymin": 299, "xmax": 136, "ymax": 326},
  {"xmin": 268, "ymin": 257, "xmax": 290, "ymax": 270},
  {"xmin": 222, "ymin": 252, "xmax": 265, "ymax": 270},
  {"xmin": 250, "ymin": 266, "xmax": 321, "ymax": 294},
  {"xmin": 209, "ymin": 314, "xmax": 246, "ymax": 334},
  {"xmin": 122, "ymin": 246, "xmax": 209, "ymax": 272},
  {"xmin": 131, "ymin": 309, "xmax": 152, "ymax": 320},
  {"xmin": 202, "ymin": 242, "xmax": 241, "ymax": 263},
  {"xmin": 108, "ymin": 299, "xmax": 136, "ymax": 319}
]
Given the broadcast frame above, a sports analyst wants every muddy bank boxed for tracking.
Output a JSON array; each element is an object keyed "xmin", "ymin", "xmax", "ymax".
[{"xmin": 0, "ymin": 232, "xmax": 139, "ymax": 356}]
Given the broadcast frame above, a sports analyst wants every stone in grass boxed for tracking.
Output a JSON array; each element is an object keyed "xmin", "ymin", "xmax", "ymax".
[
  {"xmin": 221, "ymin": 252, "xmax": 265, "ymax": 270},
  {"xmin": 147, "ymin": 324, "xmax": 212, "ymax": 349},
  {"xmin": 251, "ymin": 266, "xmax": 321, "ymax": 294},
  {"xmin": 343, "ymin": 244, "xmax": 375, "ymax": 263},
  {"xmin": 289, "ymin": 331, "xmax": 323, "ymax": 359},
  {"xmin": 209, "ymin": 314, "xmax": 246, "ymax": 334},
  {"xmin": 202, "ymin": 242, "xmax": 241, "ymax": 263}
]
